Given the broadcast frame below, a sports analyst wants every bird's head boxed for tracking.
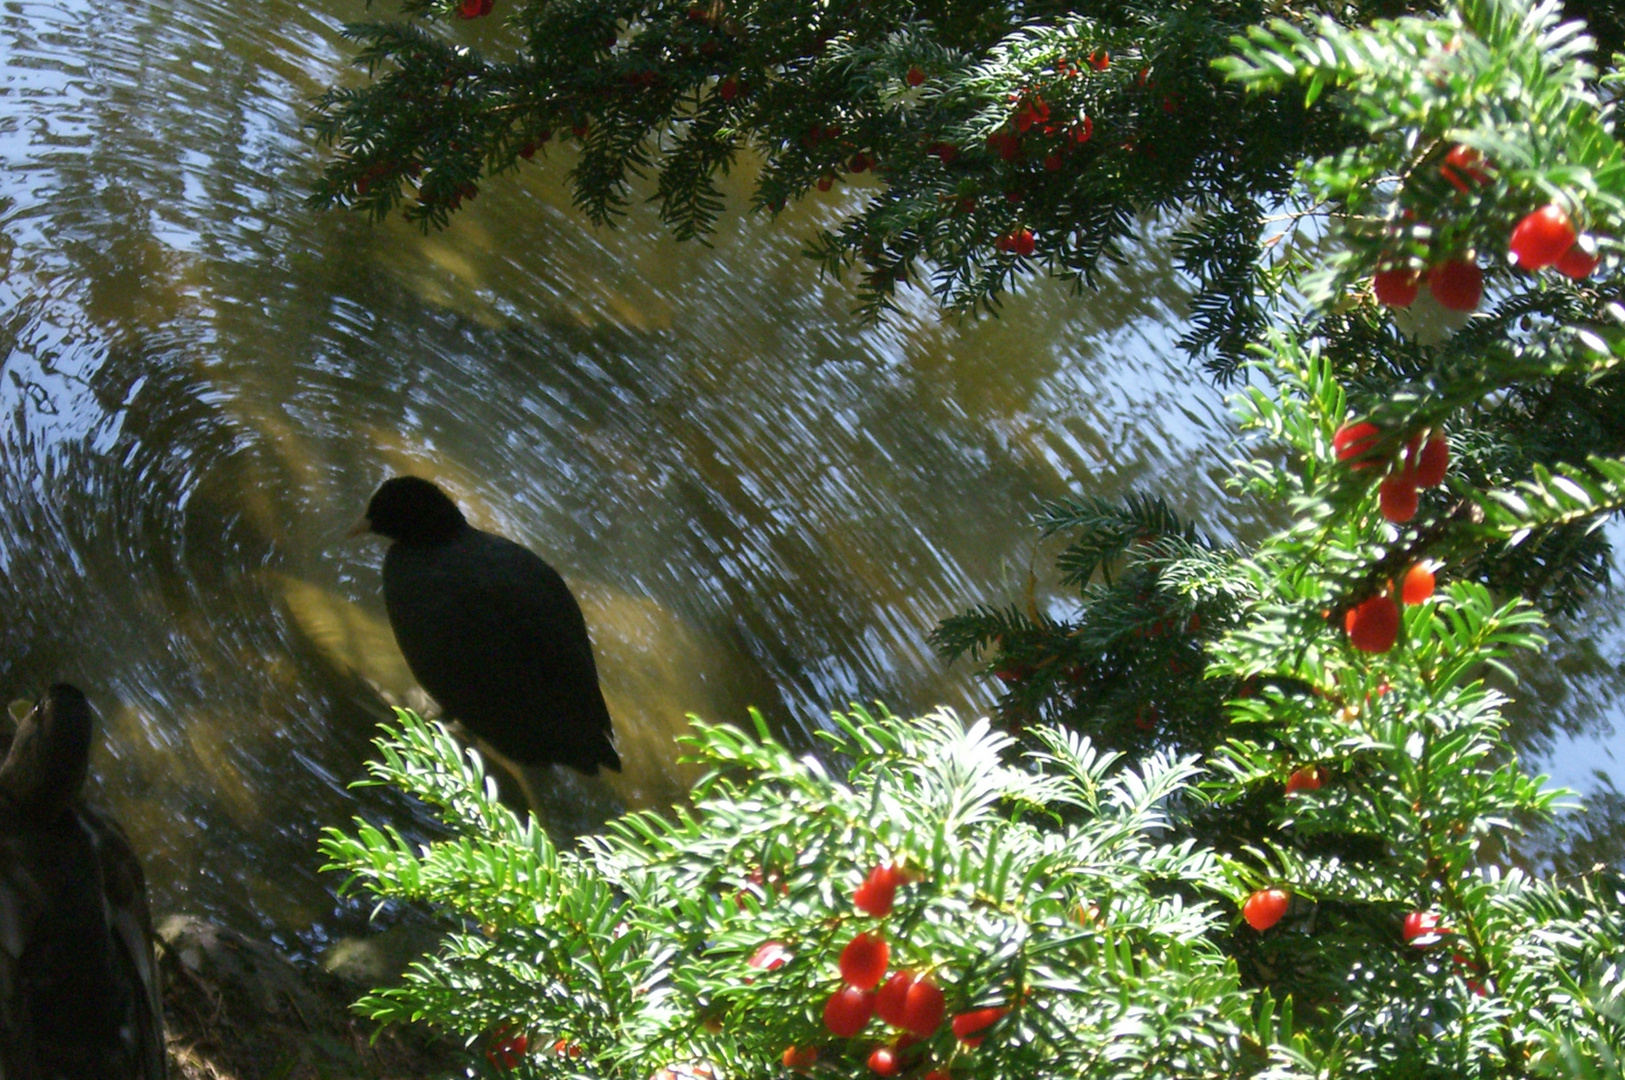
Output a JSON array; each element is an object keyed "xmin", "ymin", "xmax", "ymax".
[
  {"xmin": 357, "ymin": 476, "xmax": 468, "ymax": 544},
  {"xmin": 0, "ymin": 683, "xmax": 93, "ymax": 820}
]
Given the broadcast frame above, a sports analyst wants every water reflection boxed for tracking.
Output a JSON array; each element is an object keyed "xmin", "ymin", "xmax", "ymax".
[{"xmin": 0, "ymin": 0, "xmax": 1617, "ymax": 943}]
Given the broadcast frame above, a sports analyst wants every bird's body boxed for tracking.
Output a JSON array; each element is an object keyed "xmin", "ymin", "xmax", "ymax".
[
  {"xmin": 363, "ymin": 477, "xmax": 620, "ymax": 775},
  {"xmin": 0, "ymin": 685, "xmax": 165, "ymax": 1080}
]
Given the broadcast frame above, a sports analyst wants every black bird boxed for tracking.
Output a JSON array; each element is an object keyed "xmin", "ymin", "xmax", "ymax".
[
  {"xmin": 0, "ymin": 684, "xmax": 165, "ymax": 1079},
  {"xmin": 358, "ymin": 476, "xmax": 621, "ymax": 775}
]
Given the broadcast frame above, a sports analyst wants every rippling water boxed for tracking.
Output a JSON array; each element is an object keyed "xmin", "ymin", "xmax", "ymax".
[{"xmin": 0, "ymin": 0, "xmax": 1619, "ymax": 940}]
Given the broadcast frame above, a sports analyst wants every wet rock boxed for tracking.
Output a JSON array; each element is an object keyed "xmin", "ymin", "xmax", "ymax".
[
  {"xmin": 319, "ymin": 920, "xmax": 443, "ymax": 988},
  {"xmin": 158, "ymin": 914, "xmax": 322, "ymax": 1020}
]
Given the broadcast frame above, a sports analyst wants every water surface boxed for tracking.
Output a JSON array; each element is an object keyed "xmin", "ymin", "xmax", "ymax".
[{"xmin": 0, "ymin": 0, "xmax": 1618, "ymax": 940}]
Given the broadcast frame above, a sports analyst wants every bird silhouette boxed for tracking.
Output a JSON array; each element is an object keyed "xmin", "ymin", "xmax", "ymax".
[
  {"xmin": 358, "ymin": 476, "xmax": 621, "ymax": 776},
  {"xmin": 0, "ymin": 683, "xmax": 165, "ymax": 1079}
]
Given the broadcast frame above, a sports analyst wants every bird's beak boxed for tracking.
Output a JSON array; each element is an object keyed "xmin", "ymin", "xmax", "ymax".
[{"xmin": 346, "ymin": 517, "xmax": 372, "ymax": 540}]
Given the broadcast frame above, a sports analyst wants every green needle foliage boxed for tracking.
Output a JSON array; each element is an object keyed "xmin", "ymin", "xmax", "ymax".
[
  {"xmin": 324, "ymin": 708, "xmax": 1287, "ymax": 1079},
  {"xmin": 326, "ymin": 688, "xmax": 1625, "ymax": 1077}
]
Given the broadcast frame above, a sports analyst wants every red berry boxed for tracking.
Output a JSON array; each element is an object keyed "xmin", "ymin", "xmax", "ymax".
[
  {"xmin": 748, "ymin": 941, "xmax": 791, "ymax": 971},
  {"xmin": 456, "ymin": 0, "xmax": 483, "ymax": 17},
  {"xmin": 1373, "ymin": 268, "xmax": 1420, "ymax": 308},
  {"xmin": 951, "ymin": 1006, "xmax": 1008, "ymax": 1046},
  {"xmin": 1401, "ymin": 562, "xmax": 1436, "ymax": 605},
  {"xmin": 1379, "ymin": 473, "xmax": 1419, "ymax": 523},
  {"xmin": 817, "ymin": 175, "xmax": 835, "ymax": 192},
  {"xmin": 1414, "ymin": 434, "xmax": 1449, "ymax": 487},
  {"xmin": 487, "ymin": 1026, "xmax": 530, "ymax": 1070},
  {"xmin": 1044, "ymin": 151, "xmax": 1063, "ymax": 171},
  {"xmin": 1332, "ymin": 421, "xmax": 1383, "ymax": 468},
  {"xmin": 867, "ymin": 1047, "xmax": 900, "ymax": 1076},
  {"xmin": 999, "ymin": 228, "xmax": 1035, "ymax": 257},
  {"xmin": 783, "ymin": 1046, "xmax": 819, "ymax": 1072},
  {"xmin": 1510, "ymin": 204, "xmax": 1577, "ymax": 270},
  {"xmin": 931, "ymin": 142, "xmax": 958, "ymax": 163},
  {"xmin": 824, "ymin": 986, "xmax": 876, "ymax": 1037},
  {"xmin": 900, "ymin": 976, "xmax": 945, "ymax": 1037},
  {"xmin": 1556, "ymin": 241, "xmax": 1601, "ymax": 279},
  {"xmin": 854, "ymin": 863, "xmax": 901, "ymax": 916},
  {"xmin": 1427, "ymin": 258, "xmax": 1483, "ymax": 312},
  {"xmin": 1073, "ymin": 115, "xmax": 1093, "ymax": 143},
  {"xmin": 719, "ymin": 76, "xmax": 739, "ymax": 100},
  {"xmin": 906, "ymin": 65, "xmax": 926, "ymax": 87},
  {"xmin": 1242, "ymin": 888, "xmax": 1290, "ymax": 931},
  {"xmin": 839, "ymin": 932, "xmax": 890, "ymax": 989},
  {"xmin": 1439, "ymin": 144, "xmax": 1488, "ymax": 192},
  {"xmin": 1285, "ymin": 766, "xmax": 1324, "ymax": 794},
  {"xmin": 849, "ymin": 153, "xmax": 869, "ymax": 173},
  {"xmin": 518, "ymin": 142, "xmax": 538, "ymax": 159},
  {"xmin": 875, "ymin": 971, "xmax": 916, "ymax": 1027},
  {"xmin": 1344, "ymin": 595, "xmax": 1400, "ymax": 654},
  {"xmin": 1403, "ymin": 910, "xmax": 1442, "ymax": 946},
  {"xmin": 922, "ymin": 1073, "xmax": 951, "ymax": 1080},
  {"xmin": 986, "ymin": 129, "xmax": 1021, "ymax": 161},
  {"xmin": 1089, "ymin": 50, "xmax": 1109, "ymax": 70}
]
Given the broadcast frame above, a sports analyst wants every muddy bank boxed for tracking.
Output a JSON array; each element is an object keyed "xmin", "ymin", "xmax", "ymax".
[{"xmin": 157, "ymin": 914, "xmax": 461, "ymax": 1080}]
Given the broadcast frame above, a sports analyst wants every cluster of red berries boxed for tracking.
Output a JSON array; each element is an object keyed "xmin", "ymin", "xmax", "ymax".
[
  {"xmin": 1404, "ymin": 902, "xmax": 1488, "ymax": 987},
  {"xmin": 1333, "ymin": 422, "xmax": 1450, "ymax": 524},
  {"xmin": 484, "ymin": 1027, "xmax": 582, "ymax": 1071},
  {"xmin": 1509, "ymin": 203, "xmax": 1599, "ymax": 278},
  {"xmin": 353, "ymin": 160, "xmax": 400, "ymax": 197},
  {"xmin": 1330, "ymin": 418, "xmax": 1444, "ymax": 652},
  {"xmin": 1247, "ymin": 897, "xmax": 1488, "ymax": 993},
  {"xmin": 799, "ymin": 120, "xmax": 883, "ymax": 192},
  {"xmin": 1372, "ymin": 157, "xmax": 1603, "ymax": 314},
  {"xmin": 803, "ymin": 863, "xmax": 1012, "ymax": 1075},
  {"xmin": 970, "ymin": 62, "xmax": 1099, "ymax": 169},
  {"xmin": 1402, "ymin": 911, "xmax": 1487, "ymax": 993},
  {"xmin": 1011, "ymin": 93, "xmax": 1051, "ymax": 133},
  {"xmin": 1343, "ymin": 562, "xmax": 1434, "ymax": 654},
  {"xmin": 983, "ymin": 111, "xmax": 1093, "ymax": 164},
  {"xmin": 995, "ymin": 228, "xmax": 1037, "ymax": 257}
]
